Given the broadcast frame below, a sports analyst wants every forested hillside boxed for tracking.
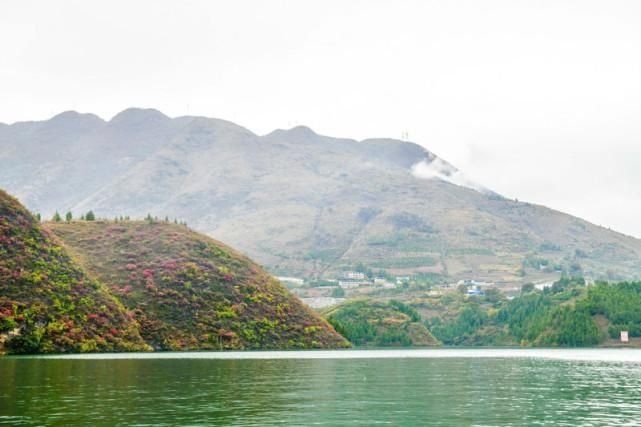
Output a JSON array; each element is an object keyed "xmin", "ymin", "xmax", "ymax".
[
  {"xmin": 323, "ymin": 278, "xmax": 641, "ymax": 348},
  {"xmin": 426, "ymin": 278, "xmax": 641, "ymax": 346},
  {"xmin": 323, "ymin": 299, "xmax": 439, "ymax": 347},
  {"xmin": 0, "ymin": 189, "xmax": 149, "ymax": 354}
]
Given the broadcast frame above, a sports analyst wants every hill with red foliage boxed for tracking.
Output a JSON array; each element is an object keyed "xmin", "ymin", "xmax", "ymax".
[
  {"xmin": 47, "ymin": 221, "xmax": 348, "ymax": 350},
  {"xmin": 1, "ymin": 189, "xmax": 348, "ymax": 353},
  {"xmin": 0, "ymin": 189, "xmax": 149, "ymax": 354}
]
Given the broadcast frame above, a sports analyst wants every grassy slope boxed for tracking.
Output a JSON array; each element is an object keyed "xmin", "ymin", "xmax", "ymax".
[
  {"xmin": 47, "ymin": 220, "xmax": 348, "ymax": 350},
  {"xmin": 0, "ymin": 190, "xmax": 149, "ymax": 354},
  {"xmin": 323, "ymin": 299, "xmax": 440, "ymax": 347}
]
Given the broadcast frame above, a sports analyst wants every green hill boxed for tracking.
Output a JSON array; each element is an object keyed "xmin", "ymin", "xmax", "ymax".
[
  {"xmin": 323, "ymin": 299, "xmax": 440, "ymax": 347},
  {"xmin": 0, "ymin": 189, "xmax": 149, "ymax": 354},
  {"xmin": 47, "ymin": 220, "xmax": 348, "ymax": 350},
  {"xmin": 423, "ymin": 278, "xmax": 641, "ymax": 347},
  {"xmin": 322, "ymin": 277, "xmax": 641, "ymax": 348}
]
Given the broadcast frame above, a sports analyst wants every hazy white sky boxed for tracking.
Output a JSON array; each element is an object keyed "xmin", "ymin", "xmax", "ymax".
[{"xmin": 2, "ymin": 0, "xmax": 641, "ymax": 236}]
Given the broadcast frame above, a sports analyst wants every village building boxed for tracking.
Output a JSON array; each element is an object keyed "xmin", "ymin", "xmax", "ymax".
[
  {"xmin": 621, "ymin": 331, "xmax": 629, "ymax": 343},
  {"xmin": 276, "ymin": 276, "xmax": 305, "ymax": 286},
  {"xmin": 341, "ymin": 271, "xmax": 366, "ymax": 280}
]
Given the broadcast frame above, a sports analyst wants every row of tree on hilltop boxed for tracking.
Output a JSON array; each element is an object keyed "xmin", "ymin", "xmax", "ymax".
[
  {"xmin": 35, "ymin": 211, "xmax": 187, "ymax": 226},
  {"xmin": 39, "ymin": 210, "xmax": 96, "ymax": 222}
]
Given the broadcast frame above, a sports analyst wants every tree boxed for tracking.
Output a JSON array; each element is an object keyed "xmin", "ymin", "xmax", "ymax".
[
  {"xmin": 65, "ymin": 211, "xmax": 72, "ymax": 222},
  {"xmin": 355, "ymin": 262, "xmax": 373, "ymax": 279},
  {"xmin": 484, "ymin": 287, "xmax": 504, "ymax": 304},
  {"xmin": 331, "ymin": 287, "xmax": 346, "ymax": 298},
  {"xmin": 52, "ymin": 211, "xmax": 62, "ymax": 222},
  {"xmin": 85, "ymin": 211, "xmax": 95, "ymax": 221},
  {"xmin": 35, "ymin": 213, "xmax": 41, "ymax": 222},
  {"xmin": 521, "ymin": 283, "xmax": 535, "ymax": 294}
]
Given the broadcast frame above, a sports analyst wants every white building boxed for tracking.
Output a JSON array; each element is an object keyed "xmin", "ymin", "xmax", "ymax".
[
  {"xmin": 338, "ymin": 280, "xmax": 362, "ymax": 289},
  {"xmin": 342, "ymin": 271, "xmax": 366, "ymax": 280},
  {"xmin": 277, "ymin": 276, "xmax": 305, "ymax": 286},
  {"xmin": 301, "ymin": 297, "xmax": 345, "ymax": 309},
  {"xmin": 396, "ymin": 276, "xmax": 410, "ymax": 285},
  {"xmin": 621, "ymin": 331, "xmax": 629, "ymax": 343}
]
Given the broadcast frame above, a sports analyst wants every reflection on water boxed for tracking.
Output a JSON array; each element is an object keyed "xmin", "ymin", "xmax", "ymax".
[{"xmin": 1, "ymin": 349, "xmax": 641, "ymax": 426}]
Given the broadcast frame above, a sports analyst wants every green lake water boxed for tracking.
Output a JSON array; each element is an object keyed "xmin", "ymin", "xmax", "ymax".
[{"xmin": 1, "ymin": 349, "xmax": 641, "ymax": 426}]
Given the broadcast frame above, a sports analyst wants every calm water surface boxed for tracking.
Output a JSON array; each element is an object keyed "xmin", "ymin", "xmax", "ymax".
[{"xmin": 1, "ymin": 349, "xmax": 641, "ymax": 426}]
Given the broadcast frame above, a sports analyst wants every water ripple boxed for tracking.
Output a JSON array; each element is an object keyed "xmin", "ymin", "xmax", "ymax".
[{"xmin": 1, "ymin": 350, "xmax": 641, "ymax": 426}]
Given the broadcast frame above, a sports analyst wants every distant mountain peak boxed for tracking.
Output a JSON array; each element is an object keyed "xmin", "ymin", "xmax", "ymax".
[
  {"xmin": 51, "ymin": 110, "xmax": 91, "ymax": 119},
  {"xmin": 185, "ymin": 116, "xmax": 257, "ymax": 136},
  {"xmin": 268, "ymin": 125, "xmax": 318, "ymax": 140},
  {"xmin": 288, "ymin": 125, "xmax": 317, "ymax": 135},
  {"xmin": 48, "ymin": 110, "xmax": 105, "ymax": 125},
  {"xmin": 109, "ymin": 108, "xmax": 170, "ymax": 126}
]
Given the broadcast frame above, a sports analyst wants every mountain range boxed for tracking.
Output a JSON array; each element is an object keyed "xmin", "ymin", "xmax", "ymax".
[{"xmin": 2, "ymin": 108, "xmax": 641, "ymax": 285}]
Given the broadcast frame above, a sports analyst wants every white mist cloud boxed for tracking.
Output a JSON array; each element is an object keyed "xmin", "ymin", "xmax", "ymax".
[{"xmin": 410, "ymin": 158, "xmax": 490, "ymax": 194}]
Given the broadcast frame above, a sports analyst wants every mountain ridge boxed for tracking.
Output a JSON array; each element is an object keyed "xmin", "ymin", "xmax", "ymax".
[{"xmin": 2, "ymin": 108, "xmax": 641, "ymax": 286}]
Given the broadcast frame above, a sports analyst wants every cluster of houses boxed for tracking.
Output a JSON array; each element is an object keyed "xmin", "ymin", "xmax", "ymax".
[
  {"xmin": 285, "ymin": 271, "xmax": 402, "ymax": 309},
  {"xmin": 337, "ymin": 272, "xmax": 398, "ymax": 289},
  {"xmin": 275, "ymin": 276, "xmax": 305, "ymax": 287},
  {"xmin": 281, "ymin": 273, "xmax": 499, "ymax": 295},
  {"xmin": 279, "ymin": 271, "xmax": 400, "ymax": 290},
  {"xmin": 453, "ymin": 279, "xmax": 495, "ymax": 297}
]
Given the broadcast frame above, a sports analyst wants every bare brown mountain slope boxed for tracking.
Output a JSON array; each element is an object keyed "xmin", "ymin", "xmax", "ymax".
[{"xmin": 2, "ymin": 109, "xmax": 641, "ymax": 285}]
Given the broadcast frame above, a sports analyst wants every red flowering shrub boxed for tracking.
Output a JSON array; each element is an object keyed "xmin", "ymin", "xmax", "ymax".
[{"xmin": 162, "ymin": 260, "xmax": 177, "ymax": 271}]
